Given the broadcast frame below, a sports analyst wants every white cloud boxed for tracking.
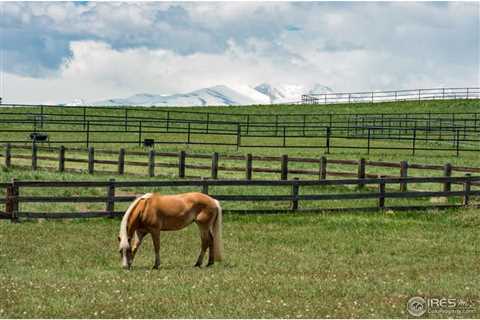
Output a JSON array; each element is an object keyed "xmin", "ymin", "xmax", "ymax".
[{"xmin": 0, "ymin": 2, "xmax": 478, "ymax": 104}]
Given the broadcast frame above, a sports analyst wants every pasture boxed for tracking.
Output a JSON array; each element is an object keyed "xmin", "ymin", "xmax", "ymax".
[
  {"xmin": 1, "ymin": 98, "xmax": 479, "ymax": 318},
  {"xmin": 1, "ymin": 210, "xmax": 479, "ymax": 318},
  {"xmin": 0, "ymin": 99, "xmax": 479, "ymax": 156}
]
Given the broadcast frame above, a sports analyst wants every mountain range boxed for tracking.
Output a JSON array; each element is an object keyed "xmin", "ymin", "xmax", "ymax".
[{"xmin": 70, "ymin": 83, "xmax": 333, "ymax": 107}]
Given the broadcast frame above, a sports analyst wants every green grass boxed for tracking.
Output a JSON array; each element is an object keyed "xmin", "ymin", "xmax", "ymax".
[
  {"xmin": 0, "ymin": 99, "xmax": 479, "ymax": 155},
  {"xmin": 1, "ymin": 99, "xmax": 479, "ymax": 318},
  {"xmin": 0, "ymin": 210, "xmax": 479, "ymax": 318}
]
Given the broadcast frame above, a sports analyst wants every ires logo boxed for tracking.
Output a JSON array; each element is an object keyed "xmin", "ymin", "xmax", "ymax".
[{"xmin": 407, "ymin": 296, "xmax": 476, "ymax": 317}]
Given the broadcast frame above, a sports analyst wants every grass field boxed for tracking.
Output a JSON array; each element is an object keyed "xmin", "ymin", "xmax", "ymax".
[
  {"xmin": 1, "ymin": 99, "xmax": 479, "ymax": 318},
  {"xmin": 0, "ymin": 99, "xmax": 479, "ymax": 155},
  {"xmin": 1, "ymin": 210, "xmax": 479, "ymax": 318}
]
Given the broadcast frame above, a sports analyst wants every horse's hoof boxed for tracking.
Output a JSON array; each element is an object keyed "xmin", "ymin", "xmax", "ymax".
[
  {"xmin": 194, "ymin": 263, "xmax": 202, "ymax": 268},
  {"xmin": 206, "ymin": 262, "xmax": 214, "ymax": 267},
  {"xmin": 152, "ymin": 265, "xmax": 159, "ymax": 270}
]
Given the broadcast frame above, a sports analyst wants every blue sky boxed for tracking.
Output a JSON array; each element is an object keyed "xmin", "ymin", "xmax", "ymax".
[{"xmin": 0, "ymin": 1, "xmax": 478, "ymax": 103}]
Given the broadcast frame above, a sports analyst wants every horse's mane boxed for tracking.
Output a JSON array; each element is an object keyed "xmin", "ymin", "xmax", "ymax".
[{"xmin": 119, "ymin": 193, "xmax": 152, "ymax": 250}]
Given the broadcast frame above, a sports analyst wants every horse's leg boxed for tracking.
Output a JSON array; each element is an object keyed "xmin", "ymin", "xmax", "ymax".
[
  {"xmin": 131, "ymin": 230, "xmax": 147, "ymax": 260},
  {"xmin": 151, "ymin": 231, "xmax": 161, "ymax": 269},
  {"xmin": 206, "ymin": 230, "xmax": 215, "ymax": 267},
  {"xmin": 194, "ymin": 225, "xmax": 209, "ymax": 267}
]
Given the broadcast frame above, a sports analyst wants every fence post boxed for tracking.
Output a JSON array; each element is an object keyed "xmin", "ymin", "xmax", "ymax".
[
  {"xmin": 319, "ymin": 156, "xmax": 327, "ymax": 180},
  {"xmin": 88, "ymin": 146, "xmax": 94, "ymax": 174},
  {"xmin": 236, "ymin": 124, "xmax": 241, "ymax": 151},
  {"xmin": 412, "ymin": 129, "xmax": 417, "ymax": 156},
  {"xmin": 138, "ymin": 121, "xmax": 142, "ymax": 147},
  {"xmin": 325, "ymin": 127, "xmax": 331, "ymax": 154},
  {"xmin": 86, "ymin": 120, "xmax": 90, "ymax": 148},
  {"xmin": 124, "ymin": 108, "xmax": 128, "ymax": 132},
  {"xmin": 275, "ymin": 115, "xmax": 278, "ymax": 136},
  {"xmin": 281, "ymin": 154, "xmax": 288, "ymax": 180},
  {"xmin": 302, "ymin": 115, "xmax": 306, "ymax": 136},
  {"xmin": 291, "ymin": 177, "xmax": 299, "ymax": 211},
  {"xmin": 83, "ymin": 107, "xmax": 87, "ymax": 130},
  {"xmin": 178, "ymin": 150, "xmax": 186, "ymax": 178},
  {"xmin": 40, "ymin": 105, "xmax": 44, "ymax": 128},
  {"xmin": 367, "ymin": 128, "xmax": 371, "ymax": 155},
  {"xmin": 187, "ymin": 122, "xmax": 191, "ymax": 145},
  {"xmin": 211, "ymin": 152, "xmax": 219, "ymax": 179},
  {"xmin": 456, "ymin": 130, "xmax": 460, "ymax": 157},
  {"xmin": 378, "ymin": 175, "xmax": 386, "ymax": 210},
  {"xmin": 5, "ymin": 143, "xmax": 11, "ymax": 168},
  {"xmin": 59, "ymin": 145, "xmax": 65, "ymax": 172},
  {"xmin": 118, "ymin": 148, "xmax": 125, "ymax": 175},
  {"xmin": 31, "ymin": 142, "xmax": 37, "ymax": 170},
  {"xmin": 358, "ymin": 158, "xmax": 366, "ymax": 188},
  {"xmin": 443, "ymin": 163, "xmax": 452, "ymax": 192},
  {"xmin": 246, "ymin": 153, "xmax": 253, "ymax": 180},
  {"xmin": 11, "ymin": 178, "xmax": 18, "ymax": 222},
  {"xmin": 5, "ymin": 182, "xmax": 13, "ymax": 221},
  {"xmin": 201, "ymin": 177, "xmax": 209, "ymax": 195},
  {"xmin": 148, "ymin": 149, "xmax": 155, "ymax": 177},
  {"xmin": 106, "ymin": 178, "xmax": 115, "ymax": 218},
  {"xmin": 400, "ymin": 160, "xmax": 408, "ymax": 192},
  {"xmin": 463, "ymin": 174, "xmax": 471, "ymax": 206}
]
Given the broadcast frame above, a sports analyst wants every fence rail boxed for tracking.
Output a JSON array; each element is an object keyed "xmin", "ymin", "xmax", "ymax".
[
  {"xmin": 0, "ymin": 117, "xmax": 479, "ymax": 154},
  {"xmin": 1, "ymin": 175, "xmax": 479, "ymax": 220},
  {"xmin": 2, "ymin": 143, "xmax": 480, "ymax": 190},
  {"xmin": 302, "ymin": 87, "xmax": 480, "ymax": 104}
]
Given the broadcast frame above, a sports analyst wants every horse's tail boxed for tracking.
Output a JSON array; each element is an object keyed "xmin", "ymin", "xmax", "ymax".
[
  {"xmin": 212, "ymin": 199, "xmax": 223, "ymax": 261},
  {"xmin": 119, "ymin": 193, "xmax": 151, "ymax": 250}
]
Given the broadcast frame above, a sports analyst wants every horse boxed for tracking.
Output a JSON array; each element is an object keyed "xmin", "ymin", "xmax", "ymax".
[{"xmin": 118, "ymin": 192, "xmax": 223, "ymax": 270}]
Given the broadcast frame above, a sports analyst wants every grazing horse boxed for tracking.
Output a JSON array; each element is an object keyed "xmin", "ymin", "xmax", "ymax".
[{"xmin": 118, "ymin": 192, "xmax": 223, "ymax": 269}]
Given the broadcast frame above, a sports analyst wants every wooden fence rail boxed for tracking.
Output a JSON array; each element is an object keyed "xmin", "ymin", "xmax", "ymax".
[
  {"xmin": 2, "ymin": 144, "xmax": 480, "ymax": 192},
  {"xmin": 1, "ymin": 115, "xmax": 480, "ymax": 154},
  {"xmin": 0, "ymin": 175, "xmax": 479, "ymax": 220}
]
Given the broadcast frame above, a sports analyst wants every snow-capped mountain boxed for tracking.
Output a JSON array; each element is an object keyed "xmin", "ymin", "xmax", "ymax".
[
  {"xmin": 92, "ymin": 85, "xmax": 263, "ymax": 107},
  {"xmin": 82, "ymin": 83, "xmax": 333, "ymax": 107}
]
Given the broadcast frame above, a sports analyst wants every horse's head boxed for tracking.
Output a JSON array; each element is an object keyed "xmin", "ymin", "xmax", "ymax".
[{"xmin": 118, "ymin": 236, "xmax": 133, "ymax": 269}]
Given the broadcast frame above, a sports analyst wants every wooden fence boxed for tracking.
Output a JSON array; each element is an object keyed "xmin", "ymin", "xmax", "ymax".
[
  {"xmin": 2, "ymin": 144, "xmax": 480, "ymax": 190},
  {"xmin": 1, "ymin": 116, "xmax": 479, "ymax": 154},
  {"xmin": 0, "ymin": 175, "xmax": 479, "ymax": 220}
]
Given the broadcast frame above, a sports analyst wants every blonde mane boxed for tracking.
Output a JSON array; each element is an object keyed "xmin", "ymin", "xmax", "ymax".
[{"xmin": 119, "ymin": 193, "xmax": 152, "ymax": 250}]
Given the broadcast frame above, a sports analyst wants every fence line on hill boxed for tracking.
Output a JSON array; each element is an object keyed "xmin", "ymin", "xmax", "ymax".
[
  {"xmin": 301, "ymin": 87, "xmax": 480, "ymax": 104},
  {"xmin": 0, "ymin": 175, "xmax": 479, "ymax": 220},
  {"xmin": 0, "ymin": 117, "xmax": 479, "ymax": 154},
  {"xmin": 2, "ymin": 144, "xmax": 480, "ymax": 192},
  {"xmin": 1, "ymin": 105, "xmax": 480, "ymax": 135}
]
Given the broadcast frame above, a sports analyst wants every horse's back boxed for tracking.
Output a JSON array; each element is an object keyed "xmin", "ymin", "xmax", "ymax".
[
  {"xmin": 143, "ymin": 192, "xmax": 217, "ymax": 230},
  {"xmin": 178, "ymin": 192, "xmax": 218, "ymax": 207}
]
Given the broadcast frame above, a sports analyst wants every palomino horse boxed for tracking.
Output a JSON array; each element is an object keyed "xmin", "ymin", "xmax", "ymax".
[{"xmin": 118, "ymin": 192, "xmax": 223, "ymax": 269}]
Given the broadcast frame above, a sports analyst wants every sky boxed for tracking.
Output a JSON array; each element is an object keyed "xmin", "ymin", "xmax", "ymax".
[{"xmin": 0, "ymin": 1, "xmax": 479, "ymax": 104}]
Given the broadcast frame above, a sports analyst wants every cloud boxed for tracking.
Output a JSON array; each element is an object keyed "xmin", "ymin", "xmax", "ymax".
[{"xmin": 0, "ymin": 2, "xmax": 478, "ymax": 103}]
